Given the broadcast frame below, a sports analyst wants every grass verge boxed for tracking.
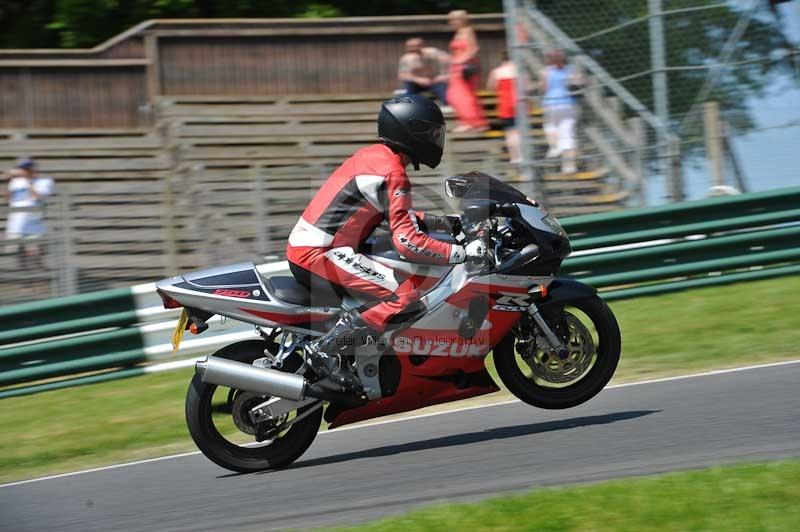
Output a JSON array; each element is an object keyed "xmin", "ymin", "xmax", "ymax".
[
  {"xmin": 332, "ymin": 459, "xmax": 800, "ymax": 531},
  {"xmin": 1, "ymin": 275, "xmax": 799, "ymax": 483}
]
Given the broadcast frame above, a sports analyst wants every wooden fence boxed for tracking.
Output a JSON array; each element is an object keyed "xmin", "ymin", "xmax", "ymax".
[{"xmin": 0, "ymin": 15, "xmax": 506, "ymax": 128}]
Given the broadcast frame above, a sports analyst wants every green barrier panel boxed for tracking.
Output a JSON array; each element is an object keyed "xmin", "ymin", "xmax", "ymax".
[
  {"xmin": 568, "ymin": 208, "xmax": 800, "ymax": 252},
  {"xmin": 563, "ymin": 226, "xmax": 800, "ymax": 278},
  {"xmin": 0, "ymin": 310, "xmax": 141, "ymax": 345},
  {"xmin": 600, "ymin": 264, "xmax": 800, "ymax": 302},
  {"xmin": 0, "ymin": 327, "xmax": 145, "ymax": 372},
  {"xmin": 2, "ymin": 186, "xmax": 800, "ymax": 397},
  {"xmin": 582, "ymin": 248, "xmax": 800, "ymax": 288},
  {"xmin": 3, "ymin": 265, "xmax": 799, "ymax": 400},
  {"xmin": 0, "ymin": 348, "xmax": 147, "ymax": 387},
  {"xmin": 0, "ymin": 286, "xmax": 136, "ymax": 338},
  {"xmin": 562, "ymin": 186, "xmax": 800, "ymax": 239},
  {"xmin": 0, "ymin": 366, "xmax": 149, "ymax": 400}
]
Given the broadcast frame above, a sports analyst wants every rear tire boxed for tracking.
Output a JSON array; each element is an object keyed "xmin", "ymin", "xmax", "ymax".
[
  {"xmin": 494, "ymin": 295, "xmax": 621, "ymax": 410},
  {"xmin": 185, "ymin": 340, "xmax": 323, "ymax": 473}
]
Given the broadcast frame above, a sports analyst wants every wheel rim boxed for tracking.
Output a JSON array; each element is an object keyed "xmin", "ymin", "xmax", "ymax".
[
  {"xmin": 516, "ymin": 309, "xmax": 599, "ymax": 388},
  {"xmin": 206, "ymin": 384, "xmax": 301, "ymax": 449}
]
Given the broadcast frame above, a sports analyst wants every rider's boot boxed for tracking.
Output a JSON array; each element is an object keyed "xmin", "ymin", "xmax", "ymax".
[{"xmin": 305, "ymin": 311, "xmax": 379, "ymax": 393}]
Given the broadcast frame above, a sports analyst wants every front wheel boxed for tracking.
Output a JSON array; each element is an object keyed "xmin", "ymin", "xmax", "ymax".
[
  {"xmin": 494, "ymin": 295, "xmax": 620, "ymax": 410},
  {"xmin": 185, "ymin": 339, "xmax": 323, "ymax": 473}
]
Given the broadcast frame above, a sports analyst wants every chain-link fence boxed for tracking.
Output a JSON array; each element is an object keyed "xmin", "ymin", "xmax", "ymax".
[
  {"xmin": 2, "ymin": 4, "xmax": 798, "ymax": 305},
  {"xmin": 509, "ymin": 0, "xmax": 800, "ymax": 204}
]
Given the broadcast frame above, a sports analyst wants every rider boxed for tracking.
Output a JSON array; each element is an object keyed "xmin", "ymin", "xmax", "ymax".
[{"xmin": 286, "ymin": 95, "xmax": 483, "ymax": 391}]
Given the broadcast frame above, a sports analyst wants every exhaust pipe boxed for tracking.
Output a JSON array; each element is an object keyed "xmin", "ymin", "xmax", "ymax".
[
  {"xmin": 196, "ymin": 356, "xmax": 307, "ymax": 401},
  {"xmin": 195, "ymin": 356, "xmax": 368, "ymax": 408}
]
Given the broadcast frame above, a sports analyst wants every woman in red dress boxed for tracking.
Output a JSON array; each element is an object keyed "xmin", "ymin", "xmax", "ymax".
[{"xmin": 446, "ymin": 10, "xmax": 489, "ymax": 133}]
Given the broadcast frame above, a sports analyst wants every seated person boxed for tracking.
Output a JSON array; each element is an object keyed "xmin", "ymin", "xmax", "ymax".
[{"xmin": 398, "ymin": 38, "xmax": 450, "ymax": 106}]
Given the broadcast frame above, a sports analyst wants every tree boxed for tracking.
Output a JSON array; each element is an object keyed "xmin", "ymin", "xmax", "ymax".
[
  {"xmin": 0, "ymin": 1, "xmax": 502, "ymax": 49},
  {"xmin": 535, "ymin": 0, "xmax": 793, "ymax": 134},
  {"xmin": 0, "ymin": 0, "xmax": 60, "ymax": 48}
]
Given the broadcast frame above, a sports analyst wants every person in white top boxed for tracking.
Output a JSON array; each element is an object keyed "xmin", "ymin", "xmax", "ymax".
[{"xmin": 5, "ymin": 158, "xmax": 54, "ymax": 268}]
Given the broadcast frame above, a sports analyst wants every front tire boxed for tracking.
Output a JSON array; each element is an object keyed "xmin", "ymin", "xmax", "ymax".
[
  {"xmin": 494, "ymin": 295, "xmax": 620, "ymax": 410},
  {"xmin": 185, "ymin": 340, "xmax": 323, "ymax": 473}
]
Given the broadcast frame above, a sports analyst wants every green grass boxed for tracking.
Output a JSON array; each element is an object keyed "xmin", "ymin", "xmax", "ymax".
[
  {"xmin": 1, "ymin": 275, "xmax": 799, "ymax": 483},
  {"xmin": 332, "ymin": 460, "xmax": 800, "ymax": 532}
]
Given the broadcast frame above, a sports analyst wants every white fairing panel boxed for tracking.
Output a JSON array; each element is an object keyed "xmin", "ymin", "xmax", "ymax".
[{"xmin": 155, "ymin": 262, "xmax": 337, "ymax": 335}]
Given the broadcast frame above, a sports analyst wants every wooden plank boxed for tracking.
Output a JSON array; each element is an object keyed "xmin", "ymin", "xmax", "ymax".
[
  {"xmin": 0, "ymin": 137, "xmax": 163, "ymax": 151},
  {"xmin": 0, "ymin": 59, "xmax": 149, "ymax": 67},
  {"xmin": 0, "ymin": 157, "xmax": 173, "ymax": 172},
  {"xmin": 0, "ymin": 128, "xmax": 155, "ymax": 137},
  {"xmin": 159, "ymin": 102, "xmax": 383, "ymax": 117},
  {"xmin": 176, "ymin": 122, "xmax": 377, "ymax": 137}
]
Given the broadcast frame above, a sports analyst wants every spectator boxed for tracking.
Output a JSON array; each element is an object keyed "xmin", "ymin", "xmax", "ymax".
[
  {"xmin": 487, "ymin": 51, "xmax": 521, "ymax": 163},
  {"xmin": 5, "ymin": 158, "xmax": 54, "ymax": 269},
  {"xmin": 398, "ymin": 38, "xmax": 450, "ymax": 107},
  {"xmin": 446, "ymin": 9, "xmax": 489, "ymax": 132},
  {"xmin": 540, "ymin": 49, "xmax": 583, "ymax": 174}
]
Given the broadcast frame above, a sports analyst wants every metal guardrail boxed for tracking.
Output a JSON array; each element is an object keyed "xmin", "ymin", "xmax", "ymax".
[{"xmin": 1, "ymin": 186, "xmax": 798, "ymax": 399}]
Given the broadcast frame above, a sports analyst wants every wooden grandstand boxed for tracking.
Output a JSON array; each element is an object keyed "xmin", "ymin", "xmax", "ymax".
[{"xmin": 0, "ymin": 91, "xmax": 633, "ymax": 302}]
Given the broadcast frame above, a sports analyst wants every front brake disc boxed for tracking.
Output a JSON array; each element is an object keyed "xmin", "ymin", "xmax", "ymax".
[{"xmin": 527, "ymin": 313, "xmax": 595, "ymax": 385}]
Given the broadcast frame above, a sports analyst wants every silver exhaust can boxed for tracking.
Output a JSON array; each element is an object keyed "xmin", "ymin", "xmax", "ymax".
[{"xmin": 195, "ymin": 356, "xmax": 307, "ymax": 401}]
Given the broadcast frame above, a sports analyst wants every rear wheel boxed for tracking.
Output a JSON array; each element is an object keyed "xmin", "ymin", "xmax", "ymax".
[
  {"xmin": 494, "ymin": 295, "xmax": 620, "ymax": 410},
  {"xmin": 185, "ymin": 339, "xmax": 323, "ymax": 473}
]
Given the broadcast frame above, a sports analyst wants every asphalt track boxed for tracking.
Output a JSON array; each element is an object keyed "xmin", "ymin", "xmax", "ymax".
[{"xmin": 2, "ymin": 362, "xmax": 800, "ymax": 532}]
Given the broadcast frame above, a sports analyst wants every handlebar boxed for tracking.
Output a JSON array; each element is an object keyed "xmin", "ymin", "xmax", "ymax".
[{"xmin": 462, "ymin": 200, "xmax": 520, "ymax": 224}]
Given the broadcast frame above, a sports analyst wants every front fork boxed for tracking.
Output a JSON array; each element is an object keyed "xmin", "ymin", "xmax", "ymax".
[{"xmin": 527, "ymin": 303, "xmax": 569, "ymax": 360}]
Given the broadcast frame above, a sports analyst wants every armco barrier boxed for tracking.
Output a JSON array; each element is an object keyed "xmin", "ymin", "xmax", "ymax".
[{"xmin": 1, "ymin": 186, "xmax": 799, "ymax": 399}]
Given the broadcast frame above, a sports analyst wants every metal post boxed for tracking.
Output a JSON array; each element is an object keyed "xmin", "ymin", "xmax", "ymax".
[
  {"xmin": 254, "ymin": 167, "xmax": 267, "ymax": 259},
  {"xmin": 721, "ymin": 121, "xmax": 749, "ymax": 193},
  {"xmin": 667, "ymin": 136, "xmax": 684, "ymax": 201},
  {"xmin": 628, "ymin": 117, "xmax": 646, "ymax": 206},
  {"xmin": 703, "ymin": 101, "xmax": 724, "ymax": 189},
  {"xmin": 59, "ymin": 188, "xmax": 77, "ymax": 296},
  {"xmin": 504, "ymin": 0, "xmax": 537, "ymax": 199},
  {"xmin": 648, "ymin": 0, "xmax": 674, "ymax": 199}
]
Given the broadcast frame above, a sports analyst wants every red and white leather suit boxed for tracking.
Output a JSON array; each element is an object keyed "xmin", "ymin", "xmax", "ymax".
[{"xmin": 286, "ymin": 143, "xmax": 464, "ymax": 331}]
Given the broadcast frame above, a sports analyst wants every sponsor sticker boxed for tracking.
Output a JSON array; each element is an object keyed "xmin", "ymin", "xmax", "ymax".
[
  {"xmin": 396, "ymin": 233, "xmax": 445, "ymax": 260},
  {"xmin": 213, "ymin": 289, "xmax": 251, "ymax": 298},
  {"xmin": 392, "ymin": 335, "xmax": 486, "ymax": 357}
]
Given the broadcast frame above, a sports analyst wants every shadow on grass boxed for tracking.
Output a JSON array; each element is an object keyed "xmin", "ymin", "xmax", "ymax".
[{"xmin": 234, "ymin": 410, "xmax": 659, "ymax": 476}]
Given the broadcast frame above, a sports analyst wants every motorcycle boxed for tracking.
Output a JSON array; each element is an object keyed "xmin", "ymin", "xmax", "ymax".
[{"xmin": 156, "ymin": 171, "xmax": 621, "ymax": 473}]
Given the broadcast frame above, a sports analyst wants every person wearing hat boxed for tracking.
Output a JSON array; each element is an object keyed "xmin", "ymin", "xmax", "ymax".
[{"xmin": 5, "ymin": 158, "xmax": 54, "ymax": 268}]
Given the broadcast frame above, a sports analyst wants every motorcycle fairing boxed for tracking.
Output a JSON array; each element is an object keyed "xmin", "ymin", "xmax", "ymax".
[
  {"xmin": 155, "ymin": 262, "xmax": 338, "ymax": 334},
  {"xmin": 328, "ymin": 274, "xmax": 546, "ymax": 428}
]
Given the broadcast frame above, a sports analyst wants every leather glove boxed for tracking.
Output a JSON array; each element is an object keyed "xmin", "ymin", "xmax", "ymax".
[
  {"xmin": 444, "ymin": 214, "xmax": 463, "ymax": 237},
  {"xmin": 465, "ymin": 239, "xmax": 487, "ymax": 263},
  {"xmin": 425, "ymin": 214, "xmax": 463, "ymax": 236}
]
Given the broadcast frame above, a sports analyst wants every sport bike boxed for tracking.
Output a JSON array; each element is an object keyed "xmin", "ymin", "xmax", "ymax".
[{"xmin": 156, "ymin": 171, "xmax": 621, "ymax": 473}]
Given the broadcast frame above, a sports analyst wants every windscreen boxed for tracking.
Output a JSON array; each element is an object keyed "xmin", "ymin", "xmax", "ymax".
[{"xmin": 453, "ymin": 171, "xmax": 533, "ymax": 209}]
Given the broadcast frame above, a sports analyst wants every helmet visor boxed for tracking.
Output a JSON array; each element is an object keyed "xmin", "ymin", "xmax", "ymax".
[
  {"xmin": 410, "ymin": 118, "xmax": 445, "ymax": 150},
  {"xmin": 431, "ymin": 124, "xmax": 445, "ymax": 149}
]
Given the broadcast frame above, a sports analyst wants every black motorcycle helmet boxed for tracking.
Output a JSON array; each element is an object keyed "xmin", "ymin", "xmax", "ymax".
[{"xmin": 378, "ymin": 95, "xmax": 446, "ymax": 170}]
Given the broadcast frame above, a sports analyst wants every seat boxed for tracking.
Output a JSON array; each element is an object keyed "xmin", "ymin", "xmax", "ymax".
[{"xmin": 267, "ymin": 276, "xmax": 343, "ymax": 307}]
